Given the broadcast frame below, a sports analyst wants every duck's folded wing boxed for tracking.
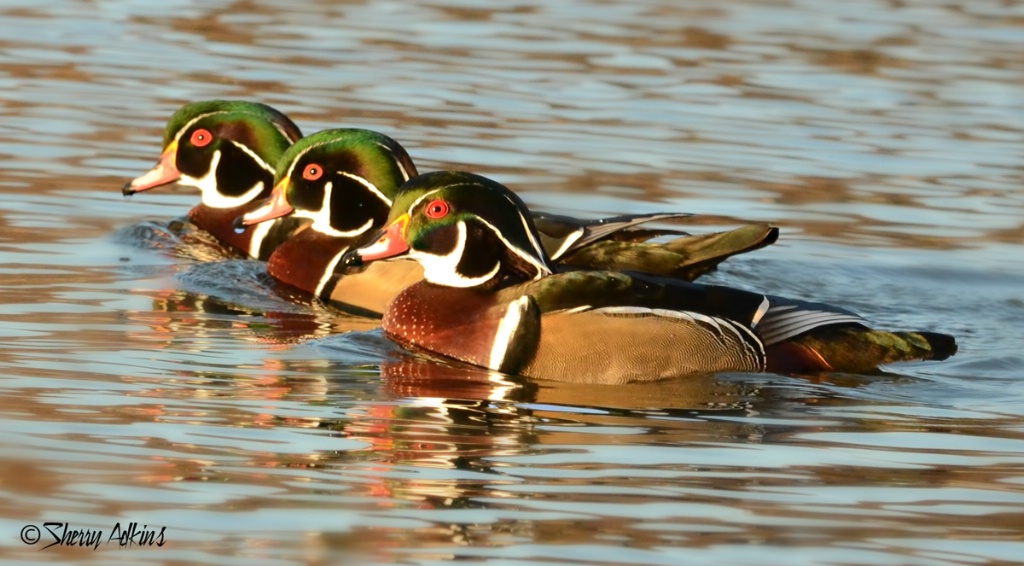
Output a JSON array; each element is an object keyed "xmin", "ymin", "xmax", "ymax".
[
  {"xmin": 754, "ymin": 299, "xmax": 868, "ymax": 346},
  {"xmin": 518, "ymin": 305, "xmax": 766, "ymax": 383},
  {"xmin": 557, "ymin": 223, "xmax": 778, "ymax": 280},
  {"xmin": 533, "ymin": 211, "xmax": 693, "ymax": 260}
]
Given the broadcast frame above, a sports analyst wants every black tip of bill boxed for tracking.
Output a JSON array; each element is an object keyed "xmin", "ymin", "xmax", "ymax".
[{"xmin": 340, "ymin": 251, "xmax": 363, "ymax": 268}]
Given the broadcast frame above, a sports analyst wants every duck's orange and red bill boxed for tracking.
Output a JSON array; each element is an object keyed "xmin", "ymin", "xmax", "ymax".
[
  {"xmin": 356, "ymin": 213, "xmax": 410, "ymax": 262},
  {"xmin": 238, "ymin": 179, "xmax": 294, "ymax": 227},
  {"xmin": 123, "ymin": 141, "xmax": 180, "ymax": 195}
]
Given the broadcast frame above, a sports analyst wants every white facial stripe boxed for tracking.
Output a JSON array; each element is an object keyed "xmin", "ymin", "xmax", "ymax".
[
  {"xmin": 404, "ymin": 181, "xmax": 515, "ymax": 219},
  {"xmin": 245, "ymin": 219, "xmax": 275, "ymax": 259},
  {"xmin": 274, "ymin": 121, "xmax": 301, "ymax": 143},
  {"xmin": 175, "ymin": 108, "xmax": 293, "ymax": 150},
  {"xmin": 315, "ymin": 248, "xmax": 349, "ymax": 297},
  {"xmin": 228, "ymin": 139, "xmax": 275, "ymax": 175},
  {"xmin": 488, "ymin": 295, "xmax": 531, "ymax": 371},
  {"xmin": 373, "ymin": 140, "xmax": 412, "ymax": 180},
  {"xmin": 172, "ymin": 110, "xmax": 231, "ymax": 144},
  {"xmin": 306, "ymin": 181, "xmax": 376, "ymax": 238},
  {"xmin": 281, "ymin": 138, "xmax": 337, "ymax": 184},
  {"xmin": 338, "ymin": 171, "xmax": 392, "ymax": 206},
  {"xmin": 179, "ymin": 148, "xmax": 219, "ymax": 197},
  {"xmin": 181, "ymin": 151, "xmax": 266, "ymax": 208},
  {"xmin": 281, "ymin": 139, "xmax": 395, "ymax": 235},
  {"xmin": 404, "ymin": 186, "xmax": 448, "ymax": 216},
  {"xmin": 404, "ymin": 184, "xmax": 551, "ymax": 279},
  {"xmin": 476, "ymin": 216, "xmax": 551, "ymax": 279},
  {"xmin": 173, "ymin": 109, "xmax": 288, "ymax": 163},
  {"xmin": 171, "ymin": 112, "xmax": 277, "ymax": 207},
  {"xmin": 414, "ymin": 221, "xmax": 500, "ymax": 287},
  {"xmin": 501, "ymin": 192, "xmax": 549, "ymax": 267},
  {"xmin": 315, "ymin": 215, "xmax": 373, "ymax": 239}
]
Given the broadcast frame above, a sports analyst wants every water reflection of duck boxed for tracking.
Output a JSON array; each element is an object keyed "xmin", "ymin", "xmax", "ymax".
[
  {"xmin": 237, "ymin": 128, "xmax": 778, "ymax": 316},
  {"xmin": 345, "ymin": 171, "xmax": 958, "ymax": 382},
  {"xmin": 123, "ymin": 100, "xmax": 308, "ymax": 260},
  {"xmin": 379, "ymin": 351, "xmax": 762, "ymax": 412},
  {"xmin": 130, "ymin": 270, "xmax": 378, "ymax": 351},
  {"xmin": 325, "ymin": 352, "xmax": 763, "ymax": 542}
]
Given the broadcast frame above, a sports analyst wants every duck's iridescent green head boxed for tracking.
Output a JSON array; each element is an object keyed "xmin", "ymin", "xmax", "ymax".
[
  {"xmin": 239, "ymin": 128, "xmax": 417, "ymax": 240},
  {"xmin": 350, "ymin": 171, "xmax": 553, "ymax": 288},
  {"xmin": 124, "ymin": 100, "xmax": 302, "ymax": 208}
]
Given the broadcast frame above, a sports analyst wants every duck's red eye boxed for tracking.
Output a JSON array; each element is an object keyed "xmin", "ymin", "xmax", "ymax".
[
  {"xmin": 190, "ymin": 128, "xmax": 212, "ymax": 147},
  {"xmin": 424, "ymin": 199, "xmax": 449, "ymax": 219},
  {"xmin": 303, "ymin": 164, "xmax": 323, "ymax": 181}
]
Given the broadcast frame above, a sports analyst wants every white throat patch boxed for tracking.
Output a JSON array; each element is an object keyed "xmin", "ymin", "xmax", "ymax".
[
  {"xmin": 403, "ymin": 186, "xmax": 552, "ymax": 282},
  {"xmin": 293, "ymin": 180, "xmax": 376, "ymax": 239},
  {"xmin": 171, "ymin": 112, "xmax": 273, "ymax": 209},
  {"xmin": 412, "ymin": 221, "xmax": 499, "ymax": 288},
  {"xmin": 181, "ymin": 150, "xmax": 266, "ymax": 209}
]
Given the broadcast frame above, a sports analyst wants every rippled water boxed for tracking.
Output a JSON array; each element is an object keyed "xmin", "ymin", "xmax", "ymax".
[{"xmin": 1, "ymin": 1, "xmax": 1023, "ymax": 564}]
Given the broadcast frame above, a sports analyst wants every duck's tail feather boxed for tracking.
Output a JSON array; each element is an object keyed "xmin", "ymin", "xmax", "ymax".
[{"xmin": 767, "ymin": 327, "xmax": 958, "ymax": 374}]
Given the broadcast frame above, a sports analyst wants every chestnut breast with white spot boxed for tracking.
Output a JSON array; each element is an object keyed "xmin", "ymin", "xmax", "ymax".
[
  {"xmin": 189, "ymin": 203, "xmax": 301, "ymax": 260},
  {"xmin": 382, "ymin": 282, "xmax": 518, "ymax": 369},
  {"xmin": 267, "ymin": 228, "xmax": 351, "ymax": 296}
]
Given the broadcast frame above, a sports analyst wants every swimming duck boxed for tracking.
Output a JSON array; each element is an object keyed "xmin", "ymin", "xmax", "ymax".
[
  {"xmin": 123, "ymin": 100, "xmax": 308, "ymax": 259},
  {"xmin": 343, "ymin": 171, "xmax": 958, "ymax": 383},
  {"xmin": 237, "ymin": 129, "xmax": 778, "ymax": 315}
]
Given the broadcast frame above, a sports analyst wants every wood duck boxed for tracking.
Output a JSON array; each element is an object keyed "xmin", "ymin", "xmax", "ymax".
[
  {"xmin": 342, "ymin": 171, "xmax": 958, "ymax": 383},
  {"xmin": 123, "ymin": 100, "xmax": 308, "ymax": 260},
  {"xmin": 237, "ymin": 129, "xmax": 778, "ymax": 316},
  {"xmin": 236, "ymin": 128, "xmax": 425, "ymax": 316}
]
